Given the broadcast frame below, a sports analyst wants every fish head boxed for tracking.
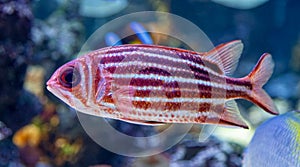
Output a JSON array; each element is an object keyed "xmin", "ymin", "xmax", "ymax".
[
  {"xmin": 47, "ymin": 55, "xmax": 117, "ymax": 117},
  {"xmin": 47, "ymin": 58, "xmax": 90, "ymax": 111}
]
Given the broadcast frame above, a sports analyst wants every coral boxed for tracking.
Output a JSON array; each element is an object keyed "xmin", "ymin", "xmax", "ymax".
[
  {"xmin": 0, "ymin": 0, "xmax": 32, "ymax": 42},
  {"xmin": 19, "ymin": 145, "xmax": 41, "ymax": 167},
  {"xmin": 169, "ymin": 136, "xmax": 243, "ymax": 167},
  {"xmin": 1, "ymin": 89, "xmax": 42, "ymax": 131},
  {"xmin": 30, "ymin": 1, "xmax": 84, "ymax": 103},
  {"xmin": 0, "ymin": 139, "xmax": 20, "ymax": 166},
  {"xmin": 0, "ymin": 0, "xmax": 43, "ymax": 132},
  {"xmin": 31, "ymin": 0, "xmax": 84, "ymax": 64},
  {"xmin": 24, "ymin": 65, "xmax": 46, "ymax": 98},
  {"xmin": 13, "ymin": 124, "xmax": 41, "ymax": 148},
  {"xmin": 0, "ymin": 121, "xmax": 12, "ymax": 141}
]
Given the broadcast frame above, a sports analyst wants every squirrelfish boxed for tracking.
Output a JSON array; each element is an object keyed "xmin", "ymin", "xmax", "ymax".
[
  {"xmin": 243, "ymin": 110, "xmax": 300, "ymax": 166},
  {"xmin": 46, "ymin": 40, "xmax": 278, "ymax": 128}
]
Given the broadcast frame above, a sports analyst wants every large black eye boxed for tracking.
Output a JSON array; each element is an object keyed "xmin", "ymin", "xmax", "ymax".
[{"xmin": 59, "ymin": 66, "xmax": 81, "ymax": 88}]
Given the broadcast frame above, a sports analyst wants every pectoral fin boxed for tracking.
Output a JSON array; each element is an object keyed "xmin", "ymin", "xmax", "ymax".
[{"xmin": 112, "ymin": 86, "xmax": 136, "ymax": 113}]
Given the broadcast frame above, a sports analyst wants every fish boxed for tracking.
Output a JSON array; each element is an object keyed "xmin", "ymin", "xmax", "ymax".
[
  {"xmin": 105, "ymin": 32, "xmax": 122, "ymax": 46},
  {"xmin": 129, "ymin": 22, "xmax": 153, "ymax": 45},
  {"xmin": 46, "ymin": 40, "xmax": 278, "ymax": 129},
  {"xmin": 211, "ymin": 0, "xmax": 269, "ymax": 10},
  {"xmin": 243, "ymin": 110, "xmax": 300, "ymax": 166},
  {"xmin": 104, "ymin": 22, "xmax": 154, "ymax": 46}
]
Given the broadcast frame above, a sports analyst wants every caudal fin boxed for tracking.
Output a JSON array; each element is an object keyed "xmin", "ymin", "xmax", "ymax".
[{"xmin": 247, "ymin": 53, "xmax": 278, "ymax": 115}]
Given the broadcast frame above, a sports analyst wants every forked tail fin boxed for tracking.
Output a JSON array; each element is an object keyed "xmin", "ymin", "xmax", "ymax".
[{"xmin": 246, "ymin": 53, "xmax": 278, "ymax": 115}]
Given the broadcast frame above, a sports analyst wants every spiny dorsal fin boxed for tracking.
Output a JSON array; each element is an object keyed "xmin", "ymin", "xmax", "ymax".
[{"xmin": 204, "ymin": 40, "xmax": 243, "ymax": 76}]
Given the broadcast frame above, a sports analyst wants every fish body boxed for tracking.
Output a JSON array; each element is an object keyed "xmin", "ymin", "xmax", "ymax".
[
  {"xmin": 243, "ymin": 110, "xmax": 300, "ymax": 166},
  {"xmin": 46, "ymin": 40, "xmax": 278, "ymax": 128}
]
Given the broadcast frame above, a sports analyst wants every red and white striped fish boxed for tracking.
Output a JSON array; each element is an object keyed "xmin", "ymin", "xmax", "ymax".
[{"xmin": 46, "ymin": 40, "xmax": 278, "ymax": 129}]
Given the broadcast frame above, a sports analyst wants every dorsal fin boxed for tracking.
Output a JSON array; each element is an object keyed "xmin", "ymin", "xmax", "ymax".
[{"xmin": 204, "ymin": 40, "xmax": 243, "ymax": 76}]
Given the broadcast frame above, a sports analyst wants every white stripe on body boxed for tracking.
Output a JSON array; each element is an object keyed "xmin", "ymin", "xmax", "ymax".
[
  {"xmin": 103, "ymin": 61, "xmax": 192, "ymax": 74},
  {"xmin": 112, "ymin": 73, "xmax": 247, "ymax": 92},
  {"xmin": 127, "ymin": 96, "xmax": 225, "ymax": 103}
]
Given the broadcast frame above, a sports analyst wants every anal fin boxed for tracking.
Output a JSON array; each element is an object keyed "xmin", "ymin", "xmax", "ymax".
[{"xmin": 220, "ymin": 100, "xmax": 249, "ymax": 129}]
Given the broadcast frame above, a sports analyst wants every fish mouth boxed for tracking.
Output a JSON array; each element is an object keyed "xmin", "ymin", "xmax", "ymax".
[
  {"xmin": 46, "ymin": 83, "xmax": 64, "ymax": 100},
  {"xmin": 46, "ymin": 80, "xmax": 57, "ymax": 94},
  {"xmin": 46, "ymin": 83, "xmax": 74, "ymax": 108},
  {"xmin": 46, "ymin": 85, "xmax": 59, "ymax": 96},
  {"xmin": 46, "ymin": 85, "xmax": 54, "ymax": 93}
]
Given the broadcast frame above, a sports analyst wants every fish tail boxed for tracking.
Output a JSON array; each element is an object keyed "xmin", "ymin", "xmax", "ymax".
[{"xmin": 246, "ymin": 53, "xmax": 278, "ymax": 115}]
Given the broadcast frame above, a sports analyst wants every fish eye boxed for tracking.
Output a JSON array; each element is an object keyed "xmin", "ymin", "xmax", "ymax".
[{"xmin": 59, "ymin": 66, "xmax": 81, "ymax": 88}]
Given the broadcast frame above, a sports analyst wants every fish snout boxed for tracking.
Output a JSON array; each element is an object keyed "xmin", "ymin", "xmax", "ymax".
[
  {"xmin": 46, "ymin": 79, "xmax": 56, "ymax": 87},
  {"xmin": 46, "ymin": 72, "xmax": 61, "ymax": 92},
  {"xmin": 46, "ymin": 75, "xmax": 57, "ymax": 87}
]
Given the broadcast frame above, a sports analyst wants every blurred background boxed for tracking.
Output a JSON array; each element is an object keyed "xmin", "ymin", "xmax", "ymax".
[{"xmin": 0, "ymin": 0, "xmax": 299, "ymax": 166}]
